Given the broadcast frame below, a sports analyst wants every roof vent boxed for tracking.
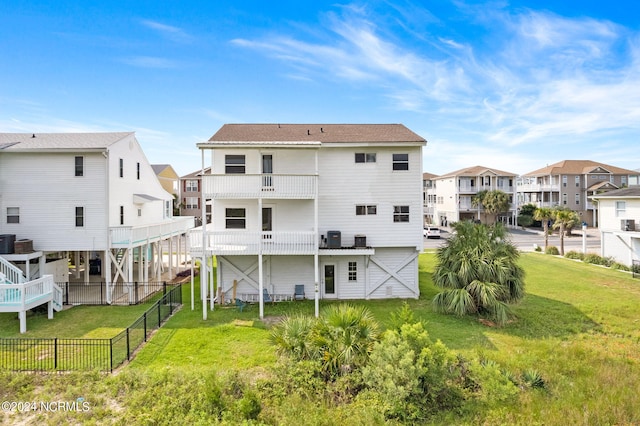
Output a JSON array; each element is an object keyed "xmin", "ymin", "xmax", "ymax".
[
  {"xmin": 32, "ymin": 134, "xmax": 36, "ymax": 138},
  {"xmin": 307, "ymin": 129, "xmax": 310, "ymax": 135}
]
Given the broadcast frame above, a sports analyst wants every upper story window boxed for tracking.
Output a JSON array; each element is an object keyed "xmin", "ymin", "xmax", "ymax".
[
  {"xmin": 225, "ymin": 208, "xmax": 246, "ymax": 229},
  {"xmin": 575, "ymin": 194, "xmax": 580, "ymax": 205},
  {"xmin": 185, "ymin": 197, "xmax": 199, "ymax": 209},
  {"xmin": 392, "ymin": 154, "xmax": 409, "ymax": 171},
  {"xmin": 562, "ymin": 175, "xmax": 567, "ymax": 187},
  {"xmin": 355, "ymin": 153, "xmax": 376, "ymax": 163},
  {"xmin": 75, "ymin": 207, "xmax": 84, "ymax": 227},
  {"xmin": 225, "ymin": 155, "xmax": 245, "ymax": 174},
  {"xmin": 622, "ymin": 176, "xmax": 627, "ymax": 186},
  {"xmin": 355, "ymin": 205, "xmax": 377, "ymax": 215},
  {"xmin": 575, "ymin": 176, "xmax": 580, "ymax": 187},
  {"xmin": 616, "ymin": 201, "xmax": 626, "ymax": 217},
  {"xmin": 165, "ymin": 201, "xmax": 171, "ymax": 218},
  {"xmin": 75, "ymin": 156, "xmax": 84, "ymax": 177},
  {"xmin": 185, "ymin": 180, "xmax": 199, "ymax": 192},
  {"xmin": 119, "ymin": 158, "xmax": 124, "ymax": 178},
  {"xmin": 6, "ymin": 207, "xmax": 19, "ymax": 224},
  {"xmin": 393, "ymin": 205, "xmax": 410, "ymax": 222}
]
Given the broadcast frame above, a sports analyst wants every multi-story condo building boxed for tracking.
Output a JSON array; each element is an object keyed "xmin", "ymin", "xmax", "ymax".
[
  {"xmin": 190, "ymin": 124, "xmax": 426, "ymax": 318},
  {"xmin": 423, "ymin": 172, "xmax": 438, "ymax": 225},
  {"xmin": 517, "ymin": 160, "xmax": 640, "ymax": 226},
  {"xmin": 432, "ymin": 166, "xmax": 517, "ymax": 226},
  {"xmin": 0, "ymin": 132, "xmax": 195, "ymax": 307},
  {"xmin": 179, "ymin": 167, "xmax": 212, "ymax": 226}
]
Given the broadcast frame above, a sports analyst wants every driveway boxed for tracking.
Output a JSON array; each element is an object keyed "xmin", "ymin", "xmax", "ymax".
[{"xmin": 424, "ymin": 226, "xmax": 601, "ymax": 253}]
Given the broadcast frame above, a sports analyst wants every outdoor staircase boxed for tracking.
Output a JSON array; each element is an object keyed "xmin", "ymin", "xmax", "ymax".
[{"xmin": 0, "ymin": 255, "xmax": 63, "ymax": 333}]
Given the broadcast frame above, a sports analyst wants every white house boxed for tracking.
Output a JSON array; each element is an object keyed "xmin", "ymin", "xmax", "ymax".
[
  {"xmin": 591, "ymin": 186, "xmax": 640, "ymax": 268},
  {"xmin": 190, "ymin": 124, "xmax": 427, "ymax": 318},
  {"xmin": 0, "ymin": 132, "xmax": 195, "ymax": 306},
  {"xmin": 432, "ymin": 166, "xmax": 517, "ymax": 226}
]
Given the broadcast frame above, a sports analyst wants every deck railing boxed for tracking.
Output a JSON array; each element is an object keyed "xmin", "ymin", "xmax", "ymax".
[
  {"xmin": 190, "ymin": 230, "xmax": 317, "ymax": 255},
  {"xmin": 202, "ymin": 174, "xmax": 317, "ymax": 199},
  {"xmin": 109, "ymin": 216, "xmax": 195, "ymax": 247}
]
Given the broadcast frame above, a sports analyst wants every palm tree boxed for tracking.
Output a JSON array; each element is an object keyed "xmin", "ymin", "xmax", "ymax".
[
  {"xmin": 432, "ymin": 221, "xmax": 525, "ymax": 325},
  {"xmin": 533, "ymin": 207, "xmax": 554, "ymax": 250},
  {"xmin": 551, "ymin": 208, "xmax": 579, "ymax": 255},
  {"xmin": 472, "ymin": 190, "xmax": 511, "ymax": 224}
]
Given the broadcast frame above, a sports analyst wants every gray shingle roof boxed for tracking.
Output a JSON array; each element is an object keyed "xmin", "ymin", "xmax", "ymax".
[
  {"xmin": 591, "ymin": 186, "xmax": 640, "ymax": 198},
  {"xmin": 0, "ymin": 132, "xmax": 134, "ymax": 151},
  {"xmin": 204, "ymin": 124, "xmax": 426, "ymax": 145}
]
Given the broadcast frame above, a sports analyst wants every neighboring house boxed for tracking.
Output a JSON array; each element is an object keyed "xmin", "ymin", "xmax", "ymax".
[
  {"xmin": 0, "ymin": 132, "xmax": 194, "ymax": 303},
  {"xmin": 591, "ymin": 186, "xmax": 640, "ymax": 267},
  {"xmin": 432, "ymin": 166, "xmax": 517, "ymax": 226},
  {"xmin": 423, "ymin": 172, "xmax": 438, "ymax": 225},
  {"xmin": 179, "ymin": 167, "xmax": 212, "ymax": 226},
  {"xmin": 190, "ymin": 124, "xmax": 427, "ymax": 318},
  {"xmin": 518, "ymin": 160, "xmax": 640, "ymax": 226},
  {"xmin": 151, "ymin": 164, "xmax": 180, "ymax": 212}
]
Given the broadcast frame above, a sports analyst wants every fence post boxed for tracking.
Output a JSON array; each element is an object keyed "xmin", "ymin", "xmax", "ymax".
[
  {"xmin": 101, "ymin": 282, "xmax": 104, "ymax": 304},
  {"xmin": 135, "ymin": 282, "xmax": 139, "ymax": 304},
  {"xmin": 126, "ymin": 328, "xmax": 130, "ymax": 361},
  {"xmin": 157, "ymin": 301, "xmax": 161, "ymax": 327},
  {"xmin": 54, "ymin": 338, "xmax": 58, "ymax": 370},
  {"xmin": 163, "ymin": 281, "xmax": 167, "ymax": 296},
  {"xmin": 110, "ymin": 337, "xmax": 114, "ymax": 373},
  {"xmin": 144, "ymin": 313, "xmax": 147, "ymax": 342}
]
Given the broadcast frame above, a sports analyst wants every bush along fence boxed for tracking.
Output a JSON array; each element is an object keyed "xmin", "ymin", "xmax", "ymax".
[
  {"xmin": 61, "ymin": 281, "xmax": 171, "ymax": 305},
  {"xmin": 0, "ymin": 284, "xmax": 182, "ymax": 373}
]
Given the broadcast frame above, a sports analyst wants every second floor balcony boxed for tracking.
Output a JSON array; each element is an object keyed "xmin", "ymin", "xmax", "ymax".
[{"xmin": 202, "ymin": 174, "xmax": 317, "ymax": 199}]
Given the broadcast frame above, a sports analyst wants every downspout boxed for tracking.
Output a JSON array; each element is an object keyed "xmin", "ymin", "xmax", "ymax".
[{"xmin": 104, "ymin": 149, "xmax": 112, "ymax": 304}]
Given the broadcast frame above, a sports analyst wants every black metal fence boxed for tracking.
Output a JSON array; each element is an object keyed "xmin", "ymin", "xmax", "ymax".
[
  {"xmin": 0, "ymin": 284, "xmax": 182, "ymax": 372},
  {"xmin": 61, "ymin": 281, "xmax": 170, "ymax": 305}
]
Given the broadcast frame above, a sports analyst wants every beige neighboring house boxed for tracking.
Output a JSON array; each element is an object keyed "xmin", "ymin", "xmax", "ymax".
[
  {"xmin": 591, "ymin": 186, "xmax": 640, "ymax": 268},
  {"xmin": 151, "ymin": 164, "xmax": 179, "ymax": 195},
  {"xmin": 179, "ymin": 167, "xmax": 211, "ymax": 226},
  {"xmin": 432, "ymin": 166, "xmax": 517, "ymax": 226},
  {"xmin": 518, "ymin": 160, "xmax": 640, "ymax": 226},
  {"xmin": 423, "ymin": 172, "xmax": 438, "ymax": 225}
]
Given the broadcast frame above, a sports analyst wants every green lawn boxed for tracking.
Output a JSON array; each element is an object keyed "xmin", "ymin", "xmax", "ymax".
[{"xmin": 2, "ymin": 252, "xmax": 640, "ymax": 424}]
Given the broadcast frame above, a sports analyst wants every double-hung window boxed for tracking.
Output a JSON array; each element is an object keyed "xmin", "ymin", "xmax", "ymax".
[
  {"xmin": 226, "ymin": 208, "xmax": 246, "ymax": 229},
  {"xmin": 393, "ymin": 205, "xmax": 410, "ymax": 222},
  {"xmin": 616, "ymin": 201, "xmax": 626, "ymax": 217},
  {"xmin": 6, "ymin": 207, "xmax": 19, "ymax": 224},
  {"xmin": 392, "ymin": 154, "xmax": 409, "ymax": 171},
  {"xmin": 75, "ymin": 207, "xmax": 84, "ymax": 227},
  {"xmin": 75, "ymin": 156, "xmax": 84, "ymax": 177},
  {"xmin": 225, "ymin": 155, "xmax": 246, "ymax": 174}
]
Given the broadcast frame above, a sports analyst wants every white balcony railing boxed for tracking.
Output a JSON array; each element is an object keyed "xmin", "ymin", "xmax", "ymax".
[
  {"xmin": 110, "ymin": 216, "xmax": 195, "ymax": 247},
  {"xmin": 190, "ymin": 231, "xmax": 317, "ymax": 255},
  {"xmin": 202, "ymin": 174, "xmax": 317, "ymax": 199},
  {"xmin": 518, "ymin": 184, "xmax": 560, "ymax": 192}
]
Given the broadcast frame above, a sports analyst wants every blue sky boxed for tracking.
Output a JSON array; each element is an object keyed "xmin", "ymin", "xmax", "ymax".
[{"xmin": 1, "ymin": 0, "xmax": 639, "ymax": 177}]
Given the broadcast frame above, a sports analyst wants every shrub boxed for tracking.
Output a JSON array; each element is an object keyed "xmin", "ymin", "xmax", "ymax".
[
  {"xmin": 564, "ymin": 251, "xmax": 585, "ymax": 260},
  {"xmin": 583, "ymin": 253, "xmax": 614, "ymax": 267},
  {"xmin": 534, "ymin": 245, "xmax": 542, "ymax": 252},
  {"xmin": 611, "ymin": 262, "xmax": 630, "ymax": 271},
  {"xmin": 517, "ymin": 214, "xmax": 534, "ymax": 227},
  {"xmin": 545, "ymin": 246, "xmax": 559, "ymax": 255}
]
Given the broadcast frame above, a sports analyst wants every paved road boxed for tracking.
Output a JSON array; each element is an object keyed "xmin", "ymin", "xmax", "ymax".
[{"xmin": 424, "ymin": 227, "xmax": 601, "ymax": 253}]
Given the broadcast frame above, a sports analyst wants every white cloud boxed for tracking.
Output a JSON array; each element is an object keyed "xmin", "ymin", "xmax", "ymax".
[{"xmin": 140, "ymin": 19, "xmax": 193, "ymax": 43}]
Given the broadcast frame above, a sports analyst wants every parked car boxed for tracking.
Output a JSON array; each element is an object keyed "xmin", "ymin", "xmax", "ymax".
[{"xmin": 423, "ymin": 226, "xmax": 441, "ymax": 239}]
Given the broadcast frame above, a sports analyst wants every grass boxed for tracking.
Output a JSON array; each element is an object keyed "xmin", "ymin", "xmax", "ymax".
[{"xmin": 2, "ymin": 252, "xmax": 640, "ymax": 424}]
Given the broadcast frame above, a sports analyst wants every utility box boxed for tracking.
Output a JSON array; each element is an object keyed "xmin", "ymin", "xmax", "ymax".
[
  {"xmin": 0, "ymin": 234, "xmax": 16, "ymax": 254},
  {"xmin": 327, "ymin": 231, "xmax": 341, "ymax": 249},
  {"xmin": 621, "ymin": 219, "xmax": 635, "ymax": 231},
  {"xmin": 14, "ymin": 239, "xmax": 33, "ymax": 254},
  {"xmin": 354, "ymin": 235, "xmax": 367, "ymax": 248}
]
